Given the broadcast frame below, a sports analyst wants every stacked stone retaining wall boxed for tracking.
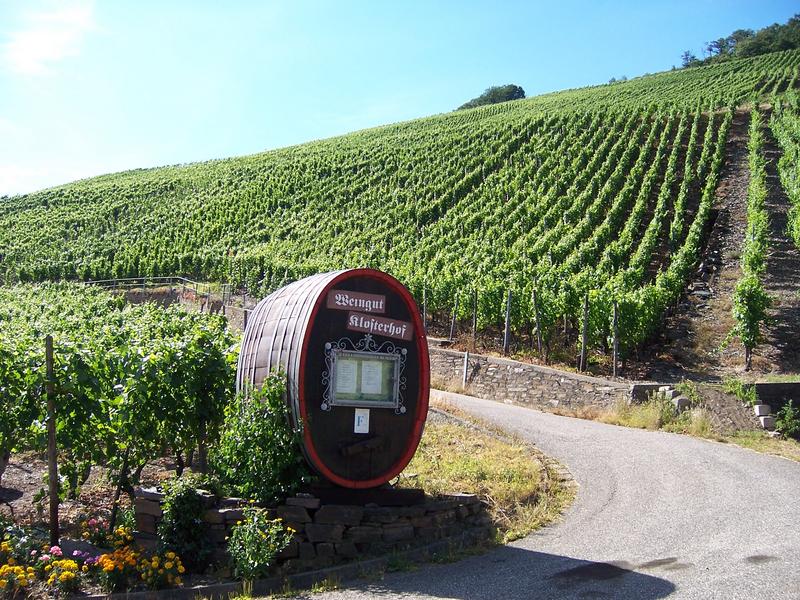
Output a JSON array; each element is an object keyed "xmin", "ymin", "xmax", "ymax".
[
  {"xmin": 430, "ymin": 348, "xmax": 631, "ymax": 409},
  {"xmin": 133, "ymin": 488, "xmax": 492, "ymax": 573}
]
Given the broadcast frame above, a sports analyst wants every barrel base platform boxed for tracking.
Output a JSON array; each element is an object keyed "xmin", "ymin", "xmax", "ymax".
[
  {"xmin": 306, "ymin": 483, "xmax": 425, "ymax": 506},
  {"xmin": 134, "ymin": 486, "xmax": 492, "ymax": 576}
]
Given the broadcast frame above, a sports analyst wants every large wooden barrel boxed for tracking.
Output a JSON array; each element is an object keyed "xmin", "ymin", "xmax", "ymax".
[{"xmin": 237, "ymin": 269, "xmax": 429, "ymax": 489}]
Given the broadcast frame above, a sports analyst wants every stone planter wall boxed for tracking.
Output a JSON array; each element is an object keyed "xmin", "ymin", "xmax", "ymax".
[
  {"xmin": 430, "ymin": 347, "xmax": 631, "ymax": 409},
  {"xmin": 133, "ymin": 488, "xmax": 492, "ymax": 573}
]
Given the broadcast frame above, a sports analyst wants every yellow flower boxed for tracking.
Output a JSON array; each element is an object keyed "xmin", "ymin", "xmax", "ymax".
[
  {"xmin": 166, "ymin": 551, "xmax": 176, "ymax": 559},
  {"xmin": 0, "ymin": 580, "xmax": 6, "ymax": 589},
  {"xmin": 164, "ymin": 561, "xmax": 173, "ymax": 569},
  {"xmin": 175, "ymin": 577, "xmax": 182, "ymax": 585},
  {"xmin": 82, "ymin": 565, "xmax": 88, "ymax": 572},
  {"xmin": 177, "ymin": 565, "xmax": 185, "ymax": 574},
  {"xmin": 7, "ymin": 558, "xmax": 14, "ymax": 565},
  {"xmin": 45, "ymin": 565, "xmax": 52, "ymax": 572}
]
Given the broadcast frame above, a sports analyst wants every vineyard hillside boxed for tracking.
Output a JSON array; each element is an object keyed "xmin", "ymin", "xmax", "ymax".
[{"xmin": 3, "ymin": 49, "xmax": 800, "ymax": 368}]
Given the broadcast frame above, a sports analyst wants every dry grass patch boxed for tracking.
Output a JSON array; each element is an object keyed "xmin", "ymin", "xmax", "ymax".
[
  {"xmin": 399, "ymin": 405, "xmax": 573, "ymax": 542},
  {"xmin": 555, "ymin": 395, "xmax": 719, "ymax": 440}
]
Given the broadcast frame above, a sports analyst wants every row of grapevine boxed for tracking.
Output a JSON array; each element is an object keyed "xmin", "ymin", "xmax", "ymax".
[
  {"xmin": 730, "ymin": 108, "xmax": 772, "ymax": 370},
  {"xmin": 0, "ymin": 284, "xmax": 236, "ymax": 493},
  {"xmin": 771, "ymin": 89, "xmax": 800, "ymax": 249}
]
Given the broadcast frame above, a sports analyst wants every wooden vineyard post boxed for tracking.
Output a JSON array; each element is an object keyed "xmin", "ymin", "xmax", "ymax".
[
  {"xmin": 503, "ymin": 290, "xmax": 512, "ymax": 355},
  {"xmin": 462, "ymin": 350, "xmax": 469, "ymax": 389},
  {"xmin": 243, "ymin": 308, "xmax": 249, "ymax": 330},
  {"xmin": 612, "ymin": 301, "xmax": 619, "ymax": 378},
  {"xmin": 532, "ymin": 288, "xmax": 543, "ymax": 358},
  {"xmin": 471, "ymin": 288, "xmax": 478, "ymax": 344},
  {"xmin": 449, "ymin": 294, "xmax": 459, "ymax": 342},
  {"xmin": 45, "ymin": 335, "xmax": 59, "ymax": 547},
  {"xmin": 579, "ymin": 294, "xmax": 589, "ymax": 372}
]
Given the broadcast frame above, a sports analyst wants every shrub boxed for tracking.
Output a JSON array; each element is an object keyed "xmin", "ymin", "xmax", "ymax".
[
  {"xmin": 776, "ymin": 401, "xmax": 800, "ymax": 439},
  {"xmin": 723, "ymin": 378, "xmax": 759, "ymax": 405},
  {"xmin": 211, "ymin": 376, "xmax": 309, "ymax": 504},
  {"xmin": 227, "ymin": 506, "xmax": 294, "ymax": 582},
  {"xmin": 157, "ymin": 474, "xmax": 211, "ymax": 571}
]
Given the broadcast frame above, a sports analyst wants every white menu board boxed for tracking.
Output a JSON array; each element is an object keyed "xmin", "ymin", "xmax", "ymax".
[
  {"xmin": 335, "ymin": 359, "xmax": 357, "ymax": 394},
  {"xmin": 360, "ymin": 360, "xmax": 384, "ymax": 395}
]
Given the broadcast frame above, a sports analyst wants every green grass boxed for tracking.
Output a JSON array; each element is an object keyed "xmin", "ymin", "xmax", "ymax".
[
  {"xmin": 758, "ymin": 374, "xmax": 800, "ymax": 383},
  {"xmin": 725, "ymin": 431, "xmax": 800, "ymax": 462}
]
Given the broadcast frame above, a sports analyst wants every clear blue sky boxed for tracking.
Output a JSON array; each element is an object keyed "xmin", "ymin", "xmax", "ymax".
[{"xmin": 0, "ymin": 0, "xmax": 797, "ymax": 196}]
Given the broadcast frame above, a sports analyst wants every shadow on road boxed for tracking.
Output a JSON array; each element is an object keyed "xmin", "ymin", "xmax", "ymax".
[{"xmin": 334, "ymin": 545, "xmax": 677, "ymax": 600}]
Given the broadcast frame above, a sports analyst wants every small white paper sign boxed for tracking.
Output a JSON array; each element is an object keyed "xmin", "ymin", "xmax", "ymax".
[
  {"xmin": 360, "ymin": 360, "xmax": 384, "ymax": 395},
  {"xmin": 354, "ymin": 408, "xmax": 370, "ymax": 434},
  {"xmin": 335, "ymin": 359, "xmax": 357, "ymax": 394}
]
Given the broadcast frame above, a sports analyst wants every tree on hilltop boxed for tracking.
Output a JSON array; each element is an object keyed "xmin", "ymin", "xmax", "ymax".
[
  {"xmin": 682, "ymin": 14, "xmax": 800, "ymax": 67},
  {"xmin": 457, "ymin": 84, "xmax": 526, "ymax": 110}
]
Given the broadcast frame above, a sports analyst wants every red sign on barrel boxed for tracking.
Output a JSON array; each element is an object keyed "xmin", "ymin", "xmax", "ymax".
[
  {"xmin": 346, "ymin": 311, "xmax": 413, "ymax": 341},
  {"xmin": 327, "ymin": 290, "xmax": 386, "ymax": 314}
]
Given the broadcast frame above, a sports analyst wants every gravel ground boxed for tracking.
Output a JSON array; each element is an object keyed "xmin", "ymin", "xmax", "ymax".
[{"xmin": 307, "ymin": 390, "xmax": 800, "ymax": 600}]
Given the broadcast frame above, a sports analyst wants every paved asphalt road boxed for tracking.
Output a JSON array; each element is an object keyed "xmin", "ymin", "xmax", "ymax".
[{"xmin": 312, "ymin": 390, "xmax": 800, "ymax": 600}]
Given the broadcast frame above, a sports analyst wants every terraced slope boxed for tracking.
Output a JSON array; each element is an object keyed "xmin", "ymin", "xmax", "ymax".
[{"xmin": 2, "ymin": 49, "xmax": 800, "ymax": 358}]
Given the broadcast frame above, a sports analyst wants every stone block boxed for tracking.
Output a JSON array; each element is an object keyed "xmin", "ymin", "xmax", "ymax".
[
  {"xmin": 754, "ymin": 404, "xmax": 772, "ymax": 417},
  {"xmin": 432, "ymin": 510, "xmax": 456, "ymax": 525},
  {"xmin": 410, "ymin": 515, "xmax": 433, "ymax": 528},
  {"xmin": 135, "ymin": 487, "xmax": 164, "ymax": 502},
  {"xmin": 220, "ymin": 508, "xmax": 245, "ymax": 522},
  {"xmin": 277, "ymin": 541, "xmax": 298, "ymax": 559},
  {"xmin": 203, "ymin": 509, "xmax": 224, "ymax": 524},
  {"xmin": 673, "ymin": 396, "xmax": 691, "ymax": 412},
  {"xmin": 382, "ymin": 523, "xmax": 414, "ymax": 543},
  {"xmin": 397, "ymin": 505, "xmax": 426, "ymax": 518},
  {"xmin": 286, "ymin": 495, "xmax": 321, "ymax": 510},
  {"xmin": 277, "ymin": 505, "xmax": 311, "ymax": 523},
  {"xmin": 198, "ymin": 491, "xmax": 217, "ymax": 508},
  {"xmin": 305, "ymin": 523, "xmax": 344, "ymax": 543},
  {"xmin": 363, "ymin": 506, "xmax": 400, "ymax": 524},
  {"xmin": 345, "ymin": 525, "xmax": 383, "ymax": 543},
  {"xmin": 316, "ymin": 542, "xmax": 336, "ymax": 558},
  {"xmin": 335, "ymin": 541, "xmax": 358, "ymax": 558},
  {"xmin": 759, "ymin": 415, "xmax": 776, "ymax": 430},
  {"xmin": 444, "ymin": 493, "xmax": 479, "ymax": 505},
  {"xmin": 298, "ymin": 543, "xmax": 316, "ymax": 561},
  {"xmin": 208, "ymin": 527, "xmax": 228, "ymax": 544},
  {"xmin": 134, "ymin": 498, "xmax": 163, "ymax": 517},
  {"xmin": 218, "ymin": 497, "xmax": 245, "ymax": 508},
  {"xmin": 315, "ymin": 504, "xmax": 364, "ymax": 526},
  {"xmin": 134, "ymin": 513, "xmax": 157, "ymax": 535},
  {"xmin": 414, "ymin": 526, "xmax": 440, "ymax": 540},
  {"xmin": 425, "ymin": 498, "xmax": 458, "ymax": 512},
  {"xmin": 133, "ymin": 532, "xmax": 158, "ymax": 552}
]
